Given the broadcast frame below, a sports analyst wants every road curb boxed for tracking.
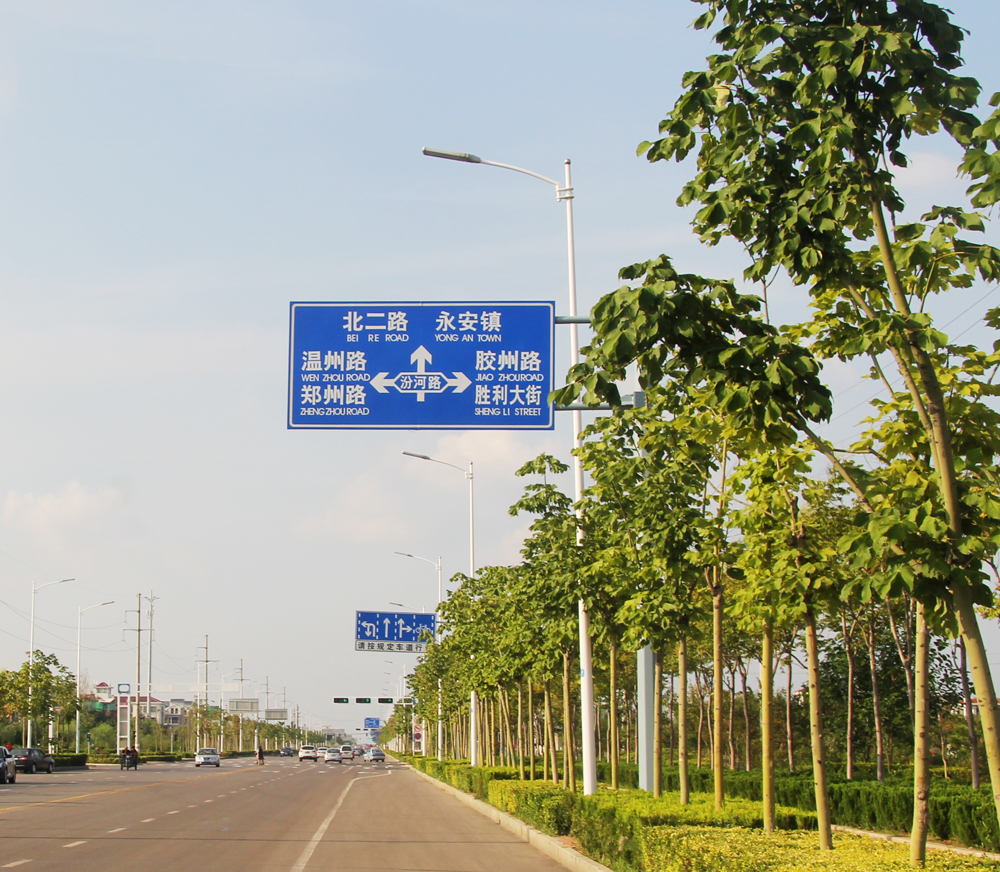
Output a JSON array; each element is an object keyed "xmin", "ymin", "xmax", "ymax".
[{"xmin": 403, "ymin": 764, "xmax": 612, "ymax": 872}]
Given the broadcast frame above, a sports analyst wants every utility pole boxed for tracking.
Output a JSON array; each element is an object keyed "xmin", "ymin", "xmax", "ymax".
[
  {"xmin": 134, "ymin": 593, "xmax": 142, "ymax": 752},
  {"xmin": 145, "ymin": 592, "xmax": 158, "ymax": 720},
  {"xmin": 236, "ymin": 659, "xmax": 245, "ymax": 753},
  {"xmin": 204, "ymin": 635, "xmax": 209, "ymax": 747}
]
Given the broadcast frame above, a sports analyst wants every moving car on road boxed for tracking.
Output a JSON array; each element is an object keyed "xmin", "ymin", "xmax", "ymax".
[
  {"xmin": 0, "ymin": 748, "xmax": 16, "ymax": 783},
  {"xmin": 279, "ymin": 747, "xmax": 294, "ymax": 757},
  {"xmin": 323, "ymin": 748, "xmax": 342, "ymax": 763},
  {"xmin": 10, "ymin": 748, "xmax": 54, "ymax": 774},
  {"xmin": 298, "ymin": 745, "xmax": 318, "ymax": 761},
  {"xmin": 363, "ymin": 748, "xmax": 385, "ymax": 763},
  {"xmin": 340, "ymin": 745, "xmax": 354, "ymax": 761},
  {"xmin": 195, "ymin": 748, "xmax": 221, "ymax": 767}
]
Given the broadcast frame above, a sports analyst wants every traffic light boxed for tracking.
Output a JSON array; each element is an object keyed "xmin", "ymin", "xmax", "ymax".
[
  {"xmin": 334, "ymin": 698, "xmax": 349, "ymax": 704},
  {"xmin": 355, "ymin": 697, "xmax": 371, "ymax": 704},
  {"xmin": 86, "ymin": 732, "xmax": 91, "ymax": 741},
  {"xmin": 378, "ymin": 697, "xmax": 392, "ymax": 704}
]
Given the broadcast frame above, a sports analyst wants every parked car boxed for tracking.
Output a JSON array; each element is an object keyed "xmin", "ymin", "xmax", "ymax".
[
  {"xmin": 0, "ymin": 748, "xmax": 16, "ymax": 783},
  {"xmin": 364, "ymin": 747, "xmax": 385, "ymax": 763},
  {"xmin": 279, "ymin": 747, "xmax": 295, "ymax": 757},
  {"xmin": 298, "ymin": 745, "xmax": 318, "ymax": 761},
  {"xmin": 323, "ymin": 748, "xmax": 342, "ymax": 763},
  {"xmin": 10, "ymin": 748, "xmax": 54, "ymax": 774},
  {"xmin": 195, "ymin": 748, "xmax": 221, "ymax": 767}
]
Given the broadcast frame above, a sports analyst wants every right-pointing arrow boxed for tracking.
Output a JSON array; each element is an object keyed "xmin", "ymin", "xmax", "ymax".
[{"xmin": 449, "ymin": 372, "xmax": 472, "ymax": 393}]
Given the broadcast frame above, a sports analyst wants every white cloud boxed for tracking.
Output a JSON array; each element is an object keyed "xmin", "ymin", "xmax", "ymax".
[
  {"xmin": 2, "ymin": 482, "xmax": 125, "ymax": 542},
  {"xmin": 294, "ymin": 473, "xmax": 409, "ymax": 544}
]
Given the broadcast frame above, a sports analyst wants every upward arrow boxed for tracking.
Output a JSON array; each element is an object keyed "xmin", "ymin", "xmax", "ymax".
[{"xmin": 410, "ymin": 345, "xmax": 433, "ymax": 374}]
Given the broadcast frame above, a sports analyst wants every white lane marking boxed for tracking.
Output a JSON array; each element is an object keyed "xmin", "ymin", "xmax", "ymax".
[
  {"xmin": 290, "ymin": 778, "xmax": 359, "ymax": 872},
  {"xmin": 167, "ymin": 810, "xmax": 179, "ymax": 814},
  {"xmin": 3, "ymin": 861, "xmax": 32, "ymax": 867},
  {"xmin": 204, "ymin": 800, "xmax": 212, "ymax": 803},
  {"xmin": 188, "ymin": 805, "xmax": 197, "ymax": 808},
  {"xmin": 107, "ymin": 828, "xmax": 126, "ymax": 833},
  {"xmin": 141, "ymin": 818, "xmax": 155, "ymax": 822},
  {"xmin": 63, "ymin": 841, "xmax": 87, "ymax": 848}
]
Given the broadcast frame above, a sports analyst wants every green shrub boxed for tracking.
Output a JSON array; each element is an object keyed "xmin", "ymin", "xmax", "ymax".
[
  {"xmin": 641, "ymin": 826, "xmax": 994, "ymax": 872},
  {"xmin": 489, "ymin": 780, "xmax": 577, "ymax": 835},
  {"xmin": 53, "ymin": 754, "xmax": 87, "ymax": 767}
]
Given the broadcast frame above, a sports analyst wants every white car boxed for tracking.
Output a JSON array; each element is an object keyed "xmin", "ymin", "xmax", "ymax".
[
  {"xmin": 340, "ymin": 745, "xmax": 354, "ymax": 761},
  {"xmin": 298, "ymin": 745, "xmax": 318, "ymax": 761},
  {"xmin": 323, "ymin": 748, "xmax": 342, "ymax": 763},
  {"xmin": 195, "ymin": 748, "xmax": 221, "ymax": 767}
]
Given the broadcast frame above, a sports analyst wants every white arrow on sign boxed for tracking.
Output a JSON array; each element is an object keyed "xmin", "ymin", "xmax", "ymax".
[{"xmin": 369, "ymin": 347, "xmax": 471, "ymax": 401}]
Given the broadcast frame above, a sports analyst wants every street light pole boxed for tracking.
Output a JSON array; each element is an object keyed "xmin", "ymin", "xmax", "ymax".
[
  {"xmin": 396, "ymin": 551, "xmax": 444, "ymax": 760},
  {"xmin": 402, "ymin": 450, "xmax": 479, "ymax": 765},
  {"xmin": 28, "ymin": 577, "xmax": 73, "ymax": 749},
  {"xmin": 76, "ymin": 600, "xmax": 114, "ymax": 753},
  {"xmin": 422, "ymin": 147, "xmax": 598, "ymax": 794}
]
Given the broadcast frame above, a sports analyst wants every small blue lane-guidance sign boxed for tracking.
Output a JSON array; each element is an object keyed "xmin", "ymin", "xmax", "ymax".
[
  {"xmin": 355, "ymin": 611, "xmax": 437, "ymax": 653},
  {"xmin": 364, "ymin": 717, "xmax": 381, "ymax": 730},
  {"xmin": 288, "ymin": 301, "xmax": 555, "ymax": 429}
]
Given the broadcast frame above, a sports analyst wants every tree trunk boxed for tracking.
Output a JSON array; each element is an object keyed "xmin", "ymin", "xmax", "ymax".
[
  {"xmin": 959, "ymin": 639, "xmax": 981, "ymax": 790},
  {"xmin": 712, "ymin": 583, "xmax": 725, "ymax": 809},
  {"xmin": 740, "ymin": 661, "xmax": 751, "ymax": 771},
  {"xmin": 696, "ymin": 671, "xmax": 705, "ymax": 770},
  {"xmin": 911, "ymin": 601, "xmax": 930, "ymax": 867},
  {"xmin": 804, "ymin": 608, "xmax": 832, "ymax": 850},
  {"xmin": 563, "ymin": 651, "xmax": 576, "ymax": 792},
  {"xmin": 886, "ymin": 596, "xmax": 916, "ymax": 724},
  {"xmin": 528, "ymin": 683, "xmax": 536, "ymax": 781},
  {"xmin": 786, "ymin": 648, "xmax": 795, "ymax": 773},
  {"xmin": 668, "ymin": 668, "xmax": 675, "ymax": 767},
  {"xmin": 654, "ymin": 650, "xmax": 663, "ymax": 797},
  {"xmin": 761, "ymin": 618, "xmax": 775, "ymax": 833},
  {"xmin": 678, "ymin": 637, "xmax": 689, "ymax": 805},
  {"xmin": 843, "ymin": 614, "xmax": 856, "ymax": 781},
  {"xmin": 866, "ymin": 614, "xmax": 887, "ymax": 782},
  {"xmin": 952, "ymin": 586, "xmax": 1000, "ymax": 840},
  {"xmin": 728, "ymin": 666, "xmax": 737, "ymax": 770},
  {"xmin": 517, "ymin": 683, "xmax": 525, "ymax": 779},
  {"xmin": 544, "ymin": 683, "xmax": 558, "ymax": 784},
  {"xmin": 610, "ymin": 640, "xmax": 619, "ymax": 789}
]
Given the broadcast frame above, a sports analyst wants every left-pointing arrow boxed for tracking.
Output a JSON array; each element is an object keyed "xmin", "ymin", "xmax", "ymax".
[{"xmin": 371, "ymin": 372, "xmax": 395, "ymax": 393}]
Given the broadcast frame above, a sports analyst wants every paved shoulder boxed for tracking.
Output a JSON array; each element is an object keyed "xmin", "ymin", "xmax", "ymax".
[{"xmin": 302, "ymin": 763, "xmax": 566, "ymax": 871}]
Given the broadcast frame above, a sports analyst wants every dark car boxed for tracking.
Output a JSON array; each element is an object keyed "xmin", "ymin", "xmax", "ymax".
[
  {"xmin": 10, "ymin": 748, "xmax": 54, "ymax": 774},
  {"xmin": 0, "ymin": 748, "xmax": 16, "ymax": 783},
  {"xmin": 279, "ymin": 747, "xmax": 294, "ymax": 757}
]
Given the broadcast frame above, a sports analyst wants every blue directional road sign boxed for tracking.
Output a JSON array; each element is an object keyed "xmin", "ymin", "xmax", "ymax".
[
  {"xmin": 364, "ymin": 717, "xmax": 381, "ymax": 730},
  {"xmin": 355, "ymin": 611, "xmax": 436, "ymax": 653},
  {"xmin": 288, "ymin": 301, "xmax": 555, "ymax": 429}
]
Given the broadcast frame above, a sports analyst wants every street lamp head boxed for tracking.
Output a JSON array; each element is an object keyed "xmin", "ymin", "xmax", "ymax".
[
  {"xmin": 394, "ymin": 551, "xmax": 414, "ymax": 559},
  {"xmin": 422, "ymin": 147, "xmax": 481, "ymax": 164},
  {"xmin": 402, "ymin": 451, "xmax": 431, "ymax": 461}
]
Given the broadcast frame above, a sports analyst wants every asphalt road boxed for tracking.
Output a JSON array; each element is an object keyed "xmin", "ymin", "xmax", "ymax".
[{"xmin": 0, "ymin": 756, "xmax": 566, "ymax": 871}]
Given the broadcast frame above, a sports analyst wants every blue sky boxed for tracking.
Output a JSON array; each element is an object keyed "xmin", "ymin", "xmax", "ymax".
[{"xmin": 0, "ymin": 1, "xmax": 998, "ymax": 734}]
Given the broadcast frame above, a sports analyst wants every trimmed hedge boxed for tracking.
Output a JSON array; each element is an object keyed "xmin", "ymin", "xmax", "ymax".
[
  {"xmin": 641, "ymin": 826, "xmax": 994, "ymax": 872},
  {"xmin": 486, "ymin": 781, "xmax": 815, "ymax": 870},
  {"xmin": 53, "ymin": 754, "xmax": 88, "ymax": 767}
]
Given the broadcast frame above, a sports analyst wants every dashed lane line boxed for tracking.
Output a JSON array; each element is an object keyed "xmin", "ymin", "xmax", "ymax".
[
  {"xmin": 107, "ymin": 828, "xmax": 126, "ymax": 833},
  {"xmin": 62, "ymin": 841, "xmax": 87, "ymax": 848},
  {"xmin": 167, "ymin": 810, "xmax": 179, "ymax": 814},
  {"xmin": 141, "ymin": 818, "xmax": 155, "ymax": 823},
  {"xmin": 2, "ymin": 861, "xmax": 32, "ymax": 867}
]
